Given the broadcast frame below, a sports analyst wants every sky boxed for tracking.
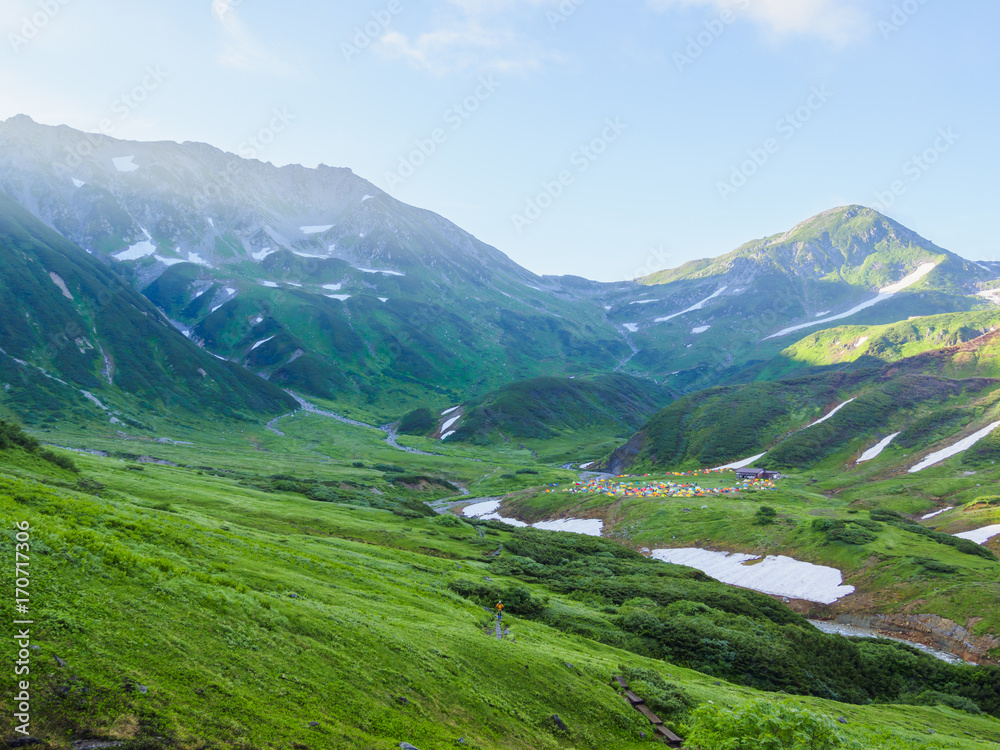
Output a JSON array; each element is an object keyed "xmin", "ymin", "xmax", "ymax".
[{"xmin": 1, "ymin": 0, "xmax": 997, "ymax": 281}]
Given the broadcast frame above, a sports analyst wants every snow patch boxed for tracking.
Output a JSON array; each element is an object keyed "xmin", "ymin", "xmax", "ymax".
[
  {"xmin": 207, "ymin": 217, "xmax": 215, "ymax": 227},
  {"xmin": 579, "ymin": 462, "xmax": 594, "ymax": 469},
  {"xmin": 326, "ymin": 294, "xmax": 352, "ymax": 301},
  {"xmin": 114, "ymin": 241, "xmax": 156, "ymax": 261},
  {"xmin": 80, "ymin": 390, "xmax": 108, "ymax": 411},
  {"xmin": 623, "ymin": 323, "xmax": 639, "ymax": 333},
  {"xmin": 976, "ymin": 289, "xmax": 1000, "ymax": 304},
  {"xmin": 251, "ymin": 336, "xmax": 275, "ymax": 351},
  {"xmin": 112, "ymin": 155, "xmax": 139, "ymax": 172},
  {"xmin": 909, "ymin": 421, "xmax": 1000, "ymax": 473},
  {"xmin": 187, "ymin": 252, "xmax": 211, "ymax": 267},
  {"xmin": 357, "ymin": 267, "xmax": 405, "ymax": 276},
  {"xmin": 252, "ymin": 248, "xmax": 275, "ymax": 261},
  {"xmin": 49, "ymin": 272, "xmax": 74, "ymax": 300},
  {"xmin": 692, "ymin": 325, "xmax": 710, "ymax": 334},
  {"xmin": 462, "ymin": 500, "xmax": 601, "ymax": 536},
  {"xmin": 378, "ymin": 297, "xmax": 389, "ymax": 302},
  {"xmin": 72, "ymin": 178, "xmax": 85, "ymax": 188},
  {"xmin": 533, "ymin": 519, "xmax": 603, "ymax": 536},
  {"xmin": 857, "ymin": 432, "xmax": 900, "ymax": 463},
  {"xmin": 154, "ymin": 255, "xmax": 185, "ymax": 266},
  {"xmin": 713, "ymin": 452, "xmax": 767, "ymax": 471},
  {"xmin": 815, "ymin": 311, "xmax": 831, "ymax": 317},
  {"xmin": 766, "ymin": 263, "xmax": 938, "ymax": 339},
  {"xmin": 259, "ymin": 281, "xmax": 279, "ymax": 288},
  {"xmin": 953, "ymin": 525, "xmax": 1000, "ymax": 545},
  {"xmin": 651, "ymin": 548, "xmax": 854, "ymax": 604},
  {"xmin": 630, "ymin": 299, "xmax": 659, "ymax": 305},
  {"xmin": 855, "ymin": 336, "xmax": 869, "ymax": 348},
  {"xmin": 322, "ymin": 283, "xmax": 343, "ymax": 291},
  {"xmin": 655, "ymin": 286, "xmax": 728, "ymax": 324},
  {"xmin": 225, "ymin": 287, "xmax": 236, "ymax": 295},
  {"xmin": 441, "ymin": 414, "xmax": 462, "ymax": 432},
  {"xmin": 441, "ymin": 406, "xmax": 460, "ymax": 416},
  {"xmin": 300, "ymin": 225, "xmax": 334, "ymax": 234},
  {"xmin": 361, "ymin": 194, "xmax": 374, "ymax": 202},
  {"xmin": 806, "ymin": 398, "xmax": 856, "ymax": 428},
  {"xmin": 440, "ymin": 430, "xmax": 456, "ymax": 440},
  {"xmin": 921, "ymin": 506, "xmax": 954, "ymax": 520}
]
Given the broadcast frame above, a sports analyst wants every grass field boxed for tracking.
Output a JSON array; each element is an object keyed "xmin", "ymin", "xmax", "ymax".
[{"xmin": 2, "ymin": 412, "xmax": 1000, "ymax": 748}]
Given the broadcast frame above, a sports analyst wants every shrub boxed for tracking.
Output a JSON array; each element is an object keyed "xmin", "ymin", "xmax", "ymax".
[
  {"xmin": 908, "ymin": 690, "xmax": 982, "ymax": 714},
  {"xmin": 914, "ymin": 557, "xmax": 958, "ymax": 574},
  {"xmin": 686, "ymin": 699, "xmax": 851, "ymax": 750},
  {"xmin": 618, "ymin": 665, "xmax": 695, "ymax": 720},
  {"xmin": 754, "ymin": 506, "xmax": 777, "ymax": 525}
]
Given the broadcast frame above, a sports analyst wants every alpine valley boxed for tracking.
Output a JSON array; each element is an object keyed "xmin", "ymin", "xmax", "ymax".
[{"xmin": 2, "ymin": 115, "xmax": 1000, "ymax": 750}]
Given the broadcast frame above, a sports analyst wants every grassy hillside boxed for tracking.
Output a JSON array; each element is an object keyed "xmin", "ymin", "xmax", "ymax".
[
  {"xmin": 763, "ymin": 311, "xmax": 1000, "ymax": 379},
  {"xmin": 607, "ymin": 335, "xmax": 1000, "ymax": 474},
  {"xmin": 429, "ymin": 374, "xmax": 673, "ymax": 446},
  {"xmin": 0, "ymin": 192, "xmax": 296, "ymax": 429},
  {"xmin": 3, "ymin": 429, "xmax": 1000, "ymax": 749}
]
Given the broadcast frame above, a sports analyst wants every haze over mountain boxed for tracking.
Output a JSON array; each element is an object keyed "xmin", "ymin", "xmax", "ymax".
[{"xmin": 1, "ymin": 115, "xmax": 998, "ymax": 431}]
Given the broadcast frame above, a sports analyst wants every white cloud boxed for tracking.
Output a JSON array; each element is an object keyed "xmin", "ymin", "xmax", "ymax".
[
  {"xmin": 210, "ymin": 0, "xmax": 295, "ymax": 75},
  {"xmin": 648, "ymin": 0, "xmax": 870, "ymax": 45},
  {"xmin": 376, "ymin": 0, "xmax": 562, "ymax": 74}
]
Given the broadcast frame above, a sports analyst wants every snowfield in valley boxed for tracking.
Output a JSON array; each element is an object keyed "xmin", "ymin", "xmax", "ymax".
[{"xmin": 650, "ymin": 548, "xmax": 855, "ymax": 604}]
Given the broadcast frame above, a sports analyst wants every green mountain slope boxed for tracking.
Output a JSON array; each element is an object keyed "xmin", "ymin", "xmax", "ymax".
[
  {"xmin": 759, "ymin": 311, "xmax": 1000, "ymax": 380},
  {"xmin": 605, "ymin": 331, "xmax": 1000, "ymax": 474},
  {"xmin": 0, "ymin": 192, "xmax": 295, "ymax": 429},
  {"xmin": 411, "ymin": 374, "xmax": 674, "ymax": 444},
  {"xmin": 4, "ymin": 433, "xmax": 1000, "ymax": 749},
  {"xmin": 607, "ymin": 206, "xmax": 997, "ymax": 392},
  {"xmin": 6, "ymin": 116, "xmax": 1000, "ymax": 415}
]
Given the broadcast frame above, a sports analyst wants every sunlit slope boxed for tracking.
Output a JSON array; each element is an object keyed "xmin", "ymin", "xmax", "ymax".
[
  {"xmin": 762, "ymin": 311, "xmax": 1000, "ymax": 380},
  {"xmin": 3, "ymin": 438, "xmax": 1000, "ymax": 749},
  {"xmin": 606, "ymin": 350, "xmax": 1000, "ymax": 474},
  {"xmin": 610, "ymin": 206, "xmax": 995, "ymax": 391}
]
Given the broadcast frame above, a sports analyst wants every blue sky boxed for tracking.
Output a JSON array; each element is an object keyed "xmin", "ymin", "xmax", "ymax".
[{"xmin": 1, "ymin": 0, "xmax": 997, "ymax": 281}]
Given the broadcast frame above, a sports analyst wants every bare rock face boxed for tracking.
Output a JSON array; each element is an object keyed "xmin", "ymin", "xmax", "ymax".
[{"xmin": 833, "ymin": 613, "xmax": 999, "ymax": 664}]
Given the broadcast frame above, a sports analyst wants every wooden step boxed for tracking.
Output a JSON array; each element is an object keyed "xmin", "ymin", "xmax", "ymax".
[
  {"xmin": 655, "ymin": 725, "xmax": 684, "ymax": 747},
  {"xmin": 623, "ymin": 690, "xmax": 644, "ymax": 705},
  {"xmin": 610, "ymin": 675, "xmax": 629, "ymax": 689},
  {"xmin": 635, "ymin": 703, "xmax": 663, "ymax": 725}
]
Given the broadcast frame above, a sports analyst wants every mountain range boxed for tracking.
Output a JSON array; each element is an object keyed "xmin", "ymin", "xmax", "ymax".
[{"xmin": 3, "ymin": 115, "xmax": 999, "ymax": 439}]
